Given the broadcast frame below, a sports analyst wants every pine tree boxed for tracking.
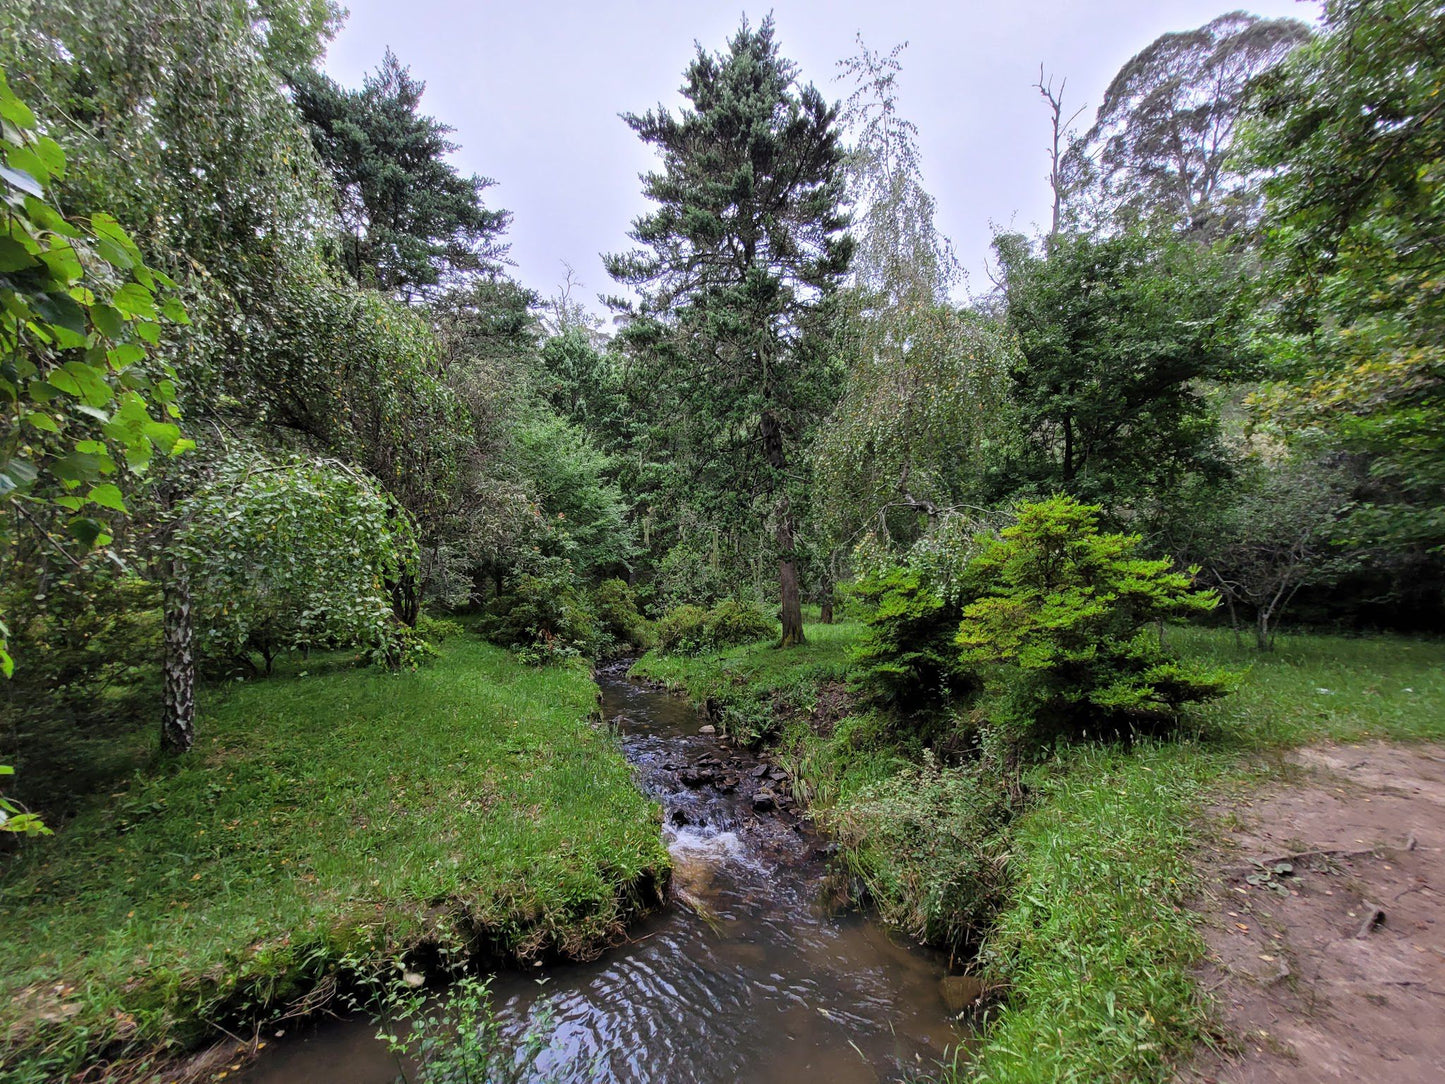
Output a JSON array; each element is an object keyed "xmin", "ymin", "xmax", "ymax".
[{"xmin": 605, "ymin": 16, "xmax": 852, "ymax": 645}]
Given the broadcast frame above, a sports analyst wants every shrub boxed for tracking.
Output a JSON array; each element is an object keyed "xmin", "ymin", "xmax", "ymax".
[
  {"xmin": 702, "ymin": 600, "xmax": 776, "ymax": 650},
  {"xmin": 849, "ymin": 565, "xmax": 971, "ymax": 712},
  {"xmin": 590, "ymin": 578, "xmax": 655, "ymax": 654},
  {"xmin": 656, "ymin": 601, "xmax": 777, "ymax": 656},
  {"xmin": 415, "ymin": 614, "xmax": 465, "ymax": 643},
  {"xmin": 836, "ymin": 753, "xmax": 1016, "ymax": 948},
  {"xmin": 655, "ymin": 604, "xmax": 710, "ymax": 655},
  {"xmin": 481, "ymin": 560, "xmax": 598, "ymax": 663},
  {"xmin": 956, "ymin": 496, "xmax": 1232, "ymax": 751}
]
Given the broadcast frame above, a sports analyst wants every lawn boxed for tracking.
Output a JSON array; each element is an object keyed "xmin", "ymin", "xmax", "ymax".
[{"xmin": 0, "ymin": 638, "xmax": 667, "ymax": 1079}]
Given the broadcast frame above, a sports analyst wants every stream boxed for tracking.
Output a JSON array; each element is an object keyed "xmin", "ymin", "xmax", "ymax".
[{"xmin": 242, "ymin": 661, "xmax": 961, "ymax": 1082}]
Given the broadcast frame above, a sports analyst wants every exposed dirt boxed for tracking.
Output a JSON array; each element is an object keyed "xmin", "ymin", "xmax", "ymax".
[{"xmin": 1187, "ymin": 742, "xmax": 1445, "ymax": 1083}]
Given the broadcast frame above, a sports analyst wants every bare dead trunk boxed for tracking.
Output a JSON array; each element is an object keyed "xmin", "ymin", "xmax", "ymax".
[{"xmin": 161, "ymin": 558, "xmax": 195, "ymax": 754}]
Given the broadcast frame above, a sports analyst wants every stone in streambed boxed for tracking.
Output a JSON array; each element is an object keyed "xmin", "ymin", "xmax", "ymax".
[
  {"xmin": 699, "ymin": 724, "xmax": 716, "ymax": 735},
  {"xmin": 753, "ymin": 789, "xmax": 776, "ymax": 812}
]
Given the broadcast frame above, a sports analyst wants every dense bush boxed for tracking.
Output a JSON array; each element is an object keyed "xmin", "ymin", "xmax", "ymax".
[
  {"xmin": 656, "ymin": 600, "xmax": 777, "ymax": 656},
  {"xmin": 703, "ymin": 600, "xmax": 777, "ymax": 650},
  {"xmin": 481, "ymin": 560, "xmax": 598, "ymax": 664},
  {"xmin": 655, "ymin": 604, "xmax": 710, "ymax": 655},
  {"xmin": 849, "ymin": 565, "xmax": 971, "ymax": 711},
  {"xmin": 836, "ymin": 753, "xmax": 1016, "ymax": 949},
  {"xmin": 590, "ymin": 578, "xmax": 655, "ymax": 654},
  {"xmin": 956, "ymin": 496, "xmax": 1232, "ymax": 751},
  {"xmin": 415, "ymin": 613, "xmax": 466, "ymax": 643}
]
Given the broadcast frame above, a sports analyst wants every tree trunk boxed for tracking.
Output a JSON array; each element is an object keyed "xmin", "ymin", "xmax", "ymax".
[
  {"xmin": 777, "ymin": 496, "xmax": 805, "ymax": 647},
  {"xmin": 389, "ymin": 567, "xmax": 420, "ymax": 628},
  {"xmin": 760, "ymin": 409, "xmax": 805, "ymax": 647},
  {"xmin": 820, "ymin": 577, "xmax": 835, "ymax": 625},
  {"xmin": 1255, "ymin": 607, "xmax": 1272, "ymax": 652},
  {"xmin": 161, "ymin": 559, "xmax": 196, "ymax": 755}
]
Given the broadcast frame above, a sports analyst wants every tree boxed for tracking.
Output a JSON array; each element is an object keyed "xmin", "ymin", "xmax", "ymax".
[
  {"xmin": 1243, "ymin": 0, "xmax": 1445, "ymax": 554},
  {"xmin": 294, "ymin": 49, "xmax": 510, "ymax": 298},
  {"xmin": 992, "ymin": 226, "xmax": 1249, "ymax": 513},
  {"xmin": 1201, "ymin": 454, "xmax": 1352, "ymax": 650},
  {"xmin": 955, "ymin": 496, "xmax": 1229, "ymax": 750},
  {"xmin": 1070, "ymin": 11, "xmax": 1310, "ymax": 232},
  {"xmin": 605, "ymin": 16, "xmax": 852, "ymax": 646},
  {"xmin": 178, "ymin": 456, "xmax": 416, "ymax": 678},
  {"xmin": 816, "ymin": 40, "xmax": 1013, "ymax": 562}
]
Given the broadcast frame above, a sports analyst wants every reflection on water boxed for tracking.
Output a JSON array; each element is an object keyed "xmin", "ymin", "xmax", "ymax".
[{"xmin": 244, "ymin": 663, "xmax": 960, "ymax": 1083}]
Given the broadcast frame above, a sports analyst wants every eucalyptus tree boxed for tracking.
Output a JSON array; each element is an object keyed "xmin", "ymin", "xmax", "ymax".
[
  {"xmin": 606, "ymin": 16, "xmax": 852, "ymax": 645},
  {"xmin": 1069, "ymin": 11, "xmax": 1311, "ymax": 233}
]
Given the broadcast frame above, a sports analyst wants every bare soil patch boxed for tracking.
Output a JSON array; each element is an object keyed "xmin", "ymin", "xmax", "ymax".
[{"xmin": 1188, "ymin": 742, "xmax": 1445, "ymax": 1082}]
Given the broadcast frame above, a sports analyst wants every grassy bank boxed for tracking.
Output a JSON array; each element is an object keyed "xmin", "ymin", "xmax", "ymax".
[
  {"xmin": 632, "ymin": 621, "xmax": 1445, "ymax": 1082},
  {"xmin": 0, "ymin": 638, "xmax": 667, "ymax": 1079}
]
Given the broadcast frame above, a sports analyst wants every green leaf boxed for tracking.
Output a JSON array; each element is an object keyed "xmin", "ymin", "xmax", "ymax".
[{"xmin": 87, "ymin": 483, "xmax": 126, "ymax": 511}]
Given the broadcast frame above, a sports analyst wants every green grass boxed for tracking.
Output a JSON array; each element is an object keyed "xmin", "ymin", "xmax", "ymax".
[
  {"xmin": 631, "ymin": 620, "xmax": 1445, "ymax": 1083},
  {"xmin": 631, "ymin": 619, "xmax": 864, "ymax": 744},
  {"xmin": 0, "ymin": 637, "xmax": 667, "ymax": 1078}
]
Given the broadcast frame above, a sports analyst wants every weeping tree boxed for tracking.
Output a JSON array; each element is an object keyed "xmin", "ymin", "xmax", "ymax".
[
  {"xmin": 605, "ymin": 16, "xmax": 852, "ymax": 646},
  {"xmin": 813, "ymin": 40, "xmax": 1013, "ymax": 569},
  {"xmin": 161, "ymin": 454, "xmax": 418, "ymax": 752}
]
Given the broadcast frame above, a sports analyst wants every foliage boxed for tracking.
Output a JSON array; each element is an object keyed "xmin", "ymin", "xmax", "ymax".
[
  {"xmin": 993, "ymin": 226, "xmax": 1249, "ymax": 514},
  {"xmin": 605, "ymin": 15, "xmax": 853, "ymax": 646},
  {"xmin": 654, "ymin": 604, "xmax": 710, "ymax": 656},
  {"xmin": 648, "ymin": 539, "xmax": 728, "ymax": 614},
  {"xmin": 836, "ymin": 753, "xmax": 1014, "ymax": 949},
  {"xmin": 482, "ymin": 557, "xmax": 598, "ymax": 663},
  {"xmin": 371, "ymin": 974, "xmax": 556, "ymax": 1084},
  {"xmin": 511, "ymin": 407, "xmax": 635, "ymax": 579},
  {"xmin": 656, "ymin": 600, "xmax": 777, "ymax": 657},
  {"xmin": 590, "ymin": 578, "xmax": 654, "ymax": 654},
  {"xmin": 294, "ymin": 49, "xmax": 510, "ymax": 297},
  {"xmin": 177, "ymin": 456, "xmax": 415, "ymax": 673},
  {"xmin": 1243, "ymin": 0, "xmax": 1445, "ymax": 553},
  {"xmin": 1068, "ymin": 11, "xmax": 1310, "ymax": 232},
  {"xmin": 848, "ymin": 564, "xmax": 970, "ymax": 712},
  {"xmin": 1197, "ymin": 452, "xmax": 1354, "ymax": 649},
  {"xmin": 703, "ymin": 600, "xmax": 777, "ymax": 651},
  {"xmin": 415, "ymin": 612, "xmax": 465, "ymax": 643},
  {"xmin": 955, "ymin": 496, "xmax": 1231, "ymax": 749},
  {"xmin": 0, "ymin": 68, "xmax": 189, "ymax": 676}
]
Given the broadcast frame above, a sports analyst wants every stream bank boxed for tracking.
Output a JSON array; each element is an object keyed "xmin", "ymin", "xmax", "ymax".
[{"xmin": 240, "ymin": 656, "xmax": 962, "ymax": 1083}]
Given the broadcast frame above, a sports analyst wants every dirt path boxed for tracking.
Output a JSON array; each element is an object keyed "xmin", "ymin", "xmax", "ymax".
[{"xmin": 1187, "ymin": 742, "xmax": 1445, "ymax": 1082}]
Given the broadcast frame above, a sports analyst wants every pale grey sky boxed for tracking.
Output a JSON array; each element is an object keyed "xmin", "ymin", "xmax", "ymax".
[{"xmin": 323, "ymin": 0, "xmax": 1320, "ymax": 309}]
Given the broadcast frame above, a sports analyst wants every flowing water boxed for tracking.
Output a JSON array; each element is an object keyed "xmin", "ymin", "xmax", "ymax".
[{"xmin": 243, "ymin": 662, "xmax": 961, "ymax": 1083}]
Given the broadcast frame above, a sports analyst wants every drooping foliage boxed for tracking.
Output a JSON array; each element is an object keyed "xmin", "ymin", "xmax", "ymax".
[{"xmin": 177, "ymin": 455, "xmax": 418, "ymax": 672}]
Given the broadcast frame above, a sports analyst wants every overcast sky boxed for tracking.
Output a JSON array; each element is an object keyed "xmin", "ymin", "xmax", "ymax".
[{"xmin": 323, "ymin": 0, "xmax": 1321, "ymax": 311}]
